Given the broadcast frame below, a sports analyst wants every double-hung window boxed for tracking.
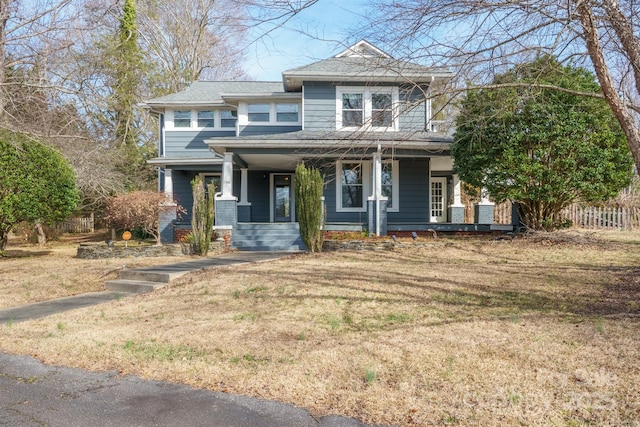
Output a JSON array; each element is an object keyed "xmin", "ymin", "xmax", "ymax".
[
  {"xmin": 342, "ymin": 93, "xmax": 363, "ymax": 127},
  {"xmin": 248, "ymin": 103, "xmax": 270, "ymax": 122},
  {"xmin": 220, "ymin": 110, "xmax": 237, "ymax": 128},
  {"xmin": 336, "ymin": 160, "xmax": 398, "ymax": 212},
  {"xmin": 336, "ymin": 87, "xmax": 398, "ymax": 130},
  {"xmin": 340, "ymin": 162, "xmax": 364, "ymax": 210},
  {"xmin": 197, "ymin": 111, "xmax": 214, "ymax": 128},
  {"xmin": 174, "ymin": 110, "xmax": 191, "ymax": 128},
  {"xmin": 381, "ymin": 160, "xmax": 399, "ymax": 211},
  {"xmin": 276, "ymin": 103, "xmax": 299, "ymax": 122}
]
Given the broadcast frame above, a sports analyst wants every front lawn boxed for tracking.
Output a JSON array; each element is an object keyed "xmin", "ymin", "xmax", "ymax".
[{"xmin": 1, "ymin": 230, "xmax": 639, "ymax": 425}]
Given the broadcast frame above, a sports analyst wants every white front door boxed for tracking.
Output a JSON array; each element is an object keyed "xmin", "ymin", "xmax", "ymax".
[{"xmin": 430, "ymin": 177, "xmax": 447, "ymax": 223}]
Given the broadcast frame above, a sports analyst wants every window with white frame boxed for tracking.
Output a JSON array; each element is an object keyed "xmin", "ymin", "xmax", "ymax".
[
  {"xmin": 336, "ymin": 87, "xmax": 399, "ymax": 130},
  {"xmin": 339, "ymin": 162, "xmax": 365, "ymax": 210},
  {"xmin": 336, "ymin": 160, "xmax": 398, "ymax": 212},
  {"xmin": 248, "ymin": 103, "xmax": 270, "ymax": 122},
  {"xmin": 381, "ymin": 160, "xmax": 399, "ymax": 211},
  {"xmin": 276, "ymin": 103, "xmax": 299, "ymax": 122},
  {"xmin": 220, "ymin": 110, "xmax": 237, "ymax": 128},
  {"xmin": 174, "ymin": 110, "xmax": 191, "ymax": 128},
  {"xmin": 197, "ymin": 110, "xmax": 214, "ymax": 128}
]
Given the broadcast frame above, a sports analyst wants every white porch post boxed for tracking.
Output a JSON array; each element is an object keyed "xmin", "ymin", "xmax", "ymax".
[
  {"xmin": 220, "ymin": 152, "xmax": 236, "ymax": 200},
  {"xmin": 164, "ymin": 168, "xmax": 174, "ymax": 201},
  {"xmin": 367, "ymin": 149, "xmax": 387, "ymax": 236},
  {"xmin": 449, "ymin": 174, "xmax": 465, "ymax": 224},
  {"xmin": 239, "ymin": 168, "xmax": 250, "ymax": 205},
  {"xmin": 474, "ymin": 187, "xmax": 495, "ymax": 224}
]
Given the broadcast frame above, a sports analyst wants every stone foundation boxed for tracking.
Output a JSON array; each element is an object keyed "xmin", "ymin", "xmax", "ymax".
[{"xmin": 76, "ymin": 241, "xmax": 225, "ymax": 259}]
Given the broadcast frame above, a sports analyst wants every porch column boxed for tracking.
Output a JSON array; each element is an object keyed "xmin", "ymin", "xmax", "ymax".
[
  {"xmin": 163, "ymin": 168, "xmax": 174, "ymax": 201},
  {"xmin": 474, "ymin": 188, "xmax": 495, "ymax": 224},
  {"xmin": 237, "ymin": 167, "xmax": 252, "ymax": 222},
  {"xmin": 367, "ymin": 150, "xmax": 388, "ymax": 236},
  {"xmin": 448, "ymin": 174, "xmax": 465, "ymax": 224},
  {"xmin": 215, "ymin": 152, "xmax": 238, "ymax": 230},
  {"xmin": 220, "ymin": 152, "xmax": 235, "ymax": 200},
  {"xmin": 159, "ymin": 168, "xmax": 177, "ymax": 243}
]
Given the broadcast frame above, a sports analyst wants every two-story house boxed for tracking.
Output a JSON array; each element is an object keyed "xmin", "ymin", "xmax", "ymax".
[{"xmin": 144, "ymin": 40, "xmax": 497, "ymax": 250}]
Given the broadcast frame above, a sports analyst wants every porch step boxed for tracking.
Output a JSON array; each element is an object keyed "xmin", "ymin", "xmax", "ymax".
[
  {"xmin": 104, "ymin": 279, "xmax": 167, "ymax": 294},
  {"xmin": 232, "ymin": 223, "xmax": 306, "ymax": 252}
]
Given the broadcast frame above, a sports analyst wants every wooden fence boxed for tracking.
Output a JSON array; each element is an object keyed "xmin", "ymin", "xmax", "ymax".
[
  {"xmin": 560, "ymin": 205, "xmax": 640, "ymax": 230},
  {"xmin": 55, "ymin": 213, "xmax": 95, "ymax": 233},
  {"xmin": 492, "ymin": 202, "xmax": 640, "ymax": 230}
]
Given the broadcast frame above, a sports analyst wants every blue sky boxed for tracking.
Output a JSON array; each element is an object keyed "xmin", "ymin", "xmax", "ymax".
[{"xmin": 243, "ymin": 0, "xmax": 369, "ymax": 81}]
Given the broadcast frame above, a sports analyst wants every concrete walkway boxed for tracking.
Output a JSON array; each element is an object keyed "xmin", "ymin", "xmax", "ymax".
[
  {"xmin": 0, "ymin": 251, "xmax": 289, "ymax": 324},
  {"xmin": 0, "ymin": 251, "xmax": 378, "ymax": 426}
]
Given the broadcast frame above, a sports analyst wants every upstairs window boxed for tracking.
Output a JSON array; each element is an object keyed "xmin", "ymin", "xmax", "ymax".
[
  {"xmin": 197, "ymin": 111, "xmax": 214, "ymax": 128},
  {"xmin": 342, "ymin": 93, "xmax": 363, "ymax": 127},
  {"xmin": 174, "ymin": 110, "xmax": 191, "ymax": 128},
  {"xmin": 372, "ymin": 94, "xmax": 393, "ymax": 127},
  {"xmin": 336, "ymin": 87, "xmax": 398, "ymax": 131},
  {"xmin": 276, "ymin": 103, "xmax": 299, "ymax": 122},
  {"xmin": 220, "ymin": 110, "xmax": 237, "ymax": 128},
  {"xmin": 248, "ymin": 103, "xmax": 270, "ymax": 122}
]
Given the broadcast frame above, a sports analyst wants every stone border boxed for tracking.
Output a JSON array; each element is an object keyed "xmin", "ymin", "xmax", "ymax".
[{"xmin": 76, "ymin": 241, "xmax": 225, "ymax": 259}]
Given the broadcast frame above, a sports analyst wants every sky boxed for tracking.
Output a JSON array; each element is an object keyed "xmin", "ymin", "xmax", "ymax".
[{"xmin": 242, "ymin": 0, "xmax": 369, "ymax": 81}]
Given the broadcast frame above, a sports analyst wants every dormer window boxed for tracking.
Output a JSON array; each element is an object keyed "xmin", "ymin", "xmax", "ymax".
[
  {"xmin": 221, "ymin": 110, "xmax": 237, "ymax": 128},
  {"xmin": 242, "ymin": 102, "xmax": 301, "ymax": 125},
  {"xmin": 336, "ymin": 86, "xmax": 399, "ymax": 131},
  {"xmin": 197, "ymin": 110, "xmax": 214, "ymax": 128}
]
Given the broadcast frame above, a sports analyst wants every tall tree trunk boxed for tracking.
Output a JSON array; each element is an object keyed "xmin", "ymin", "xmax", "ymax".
[
  {"xmin": 0, "ymin": 0, "xmax": 11, "ymax": 124},
  {"xmin": 575, "ymin": 1, "xmax": 640, "ymax": 171}
]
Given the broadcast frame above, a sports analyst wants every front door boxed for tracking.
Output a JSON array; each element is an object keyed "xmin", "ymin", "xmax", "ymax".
[
  {"xmin": 430, "ymin": 177, "xmax": 447, "ymax": 223},
  {"xmin": 273, "ymin": 174, "xmax": 293, "ymax": 222}
]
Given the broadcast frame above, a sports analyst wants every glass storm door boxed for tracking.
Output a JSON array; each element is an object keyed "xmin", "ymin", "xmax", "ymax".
[
  {"xmin": 274, "ymin": 174, "xmax": 292, "ymax": 222},
  {"xmin": 431, "ymin": 177, "xmax": 447, "ymax": 223}
]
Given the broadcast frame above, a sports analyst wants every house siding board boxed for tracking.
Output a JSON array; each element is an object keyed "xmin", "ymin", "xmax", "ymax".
[
  {"xmin": 247, "ymin": 171, "xmax": 270, "ymax": 222},
  {"xmin": 388, "ymin": 158, "xmax": 430, "ymax": 222},
  {"xmin": 165, "ymin": 130, "xmax": 233, "ymax": 157},
  {"xmin": 303, "ymin": 82, "xmax": 336, "ymax": 131},
  {"xmin": 173, "ymin": 171, "xmax": 196, "ymax": 223}
]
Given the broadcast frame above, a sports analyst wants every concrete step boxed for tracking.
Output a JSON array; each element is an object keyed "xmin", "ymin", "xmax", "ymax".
[
  {"xmin": 104, "ymin": 279, "xmax": 167, "ymax": 294},
  {"xmin": 119, "ymin": 269, "xmax": 189, "ymax": 283}
]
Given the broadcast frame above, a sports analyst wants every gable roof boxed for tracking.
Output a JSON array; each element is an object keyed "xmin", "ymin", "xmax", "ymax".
[{"xmin": 282, "ymin": 40, "xmax": 452, "ymax": 91}]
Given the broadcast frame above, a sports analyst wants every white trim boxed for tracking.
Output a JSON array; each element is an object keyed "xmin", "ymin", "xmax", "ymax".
[
  {"xmin": 238, "ymin": 168, "xmax": 251, "ymax": 206},
  {"xmin": 430, "ymin": 177, "xmax": 447, "ymax": 223},
  {"xmin": 166, "ymin": 108, "xmax": 238, "ymax": 130},
  {"xmin": 336, "ymin": 160, "xmax": 371, "ymax": 212},
  {"xmin": 336, "ymin": 86, "xmax": 399, "ymax": 131},
  {"xmin": 240, "ymin": 101, "xmax": 302, "ymax": 126},
  {"xmin": 382, "ymin": 160, "xmax": 399, "ymax": 212}
]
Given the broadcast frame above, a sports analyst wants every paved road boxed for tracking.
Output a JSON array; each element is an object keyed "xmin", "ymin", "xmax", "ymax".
[{"xmin": 0, "ymin": 352, "xmax": 376, "ymax": 427}]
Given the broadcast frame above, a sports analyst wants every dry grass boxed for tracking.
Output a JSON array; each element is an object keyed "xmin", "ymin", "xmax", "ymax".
[{"xmin": 2, "ymin": 229, "xmax": 640, "ymax": 426}]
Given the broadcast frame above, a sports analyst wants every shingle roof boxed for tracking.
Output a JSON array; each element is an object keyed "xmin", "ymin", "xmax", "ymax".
[{"xmin": 145, "ymin": 81, "xmax": 285, "ymax": 106}]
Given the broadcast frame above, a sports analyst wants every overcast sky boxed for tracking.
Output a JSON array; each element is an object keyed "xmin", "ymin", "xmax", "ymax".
[{"xmin": 242, "ymin": 0, "xmax": 369, "ymax": 81}]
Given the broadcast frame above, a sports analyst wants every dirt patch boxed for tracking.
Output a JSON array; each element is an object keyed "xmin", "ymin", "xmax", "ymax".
[{"xmin": 1, "ymin": 229, "xmax": 640, "ymax": 426}]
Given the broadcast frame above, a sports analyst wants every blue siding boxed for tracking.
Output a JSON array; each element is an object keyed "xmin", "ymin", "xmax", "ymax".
[
  {"xmin": 165, "ymin": 130, "xmax": 234, "ymax": 157},
  {"xmin": 238, "ymin": 125, "xmax": 301, "ymax": 136},
  {"xmin": 322, "ymin": 158, "xmax": 430, "ymax": 225},
  {"xmin": 303, "ymin": 81, "xmax": 429, "ymax": 133},
  {"xmin": 303, "ymin": 82, "xmax": 336, "ymax": 131},
  {"xmin": 388, "ymin": 158, "xmax": 430, "ymax": 222},
  {"xmin": 247, "ymin": 171, "xmax": 271, "ymax": 222}
]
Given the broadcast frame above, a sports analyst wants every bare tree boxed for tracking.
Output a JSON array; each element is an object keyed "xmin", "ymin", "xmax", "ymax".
[
  {"xmin": 138, "ymin": 0, "xmax": 249, "ymax": 95},
  {"xmin": 360, "ymin": 0, "xmax": 640, "ymax": 171}
]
